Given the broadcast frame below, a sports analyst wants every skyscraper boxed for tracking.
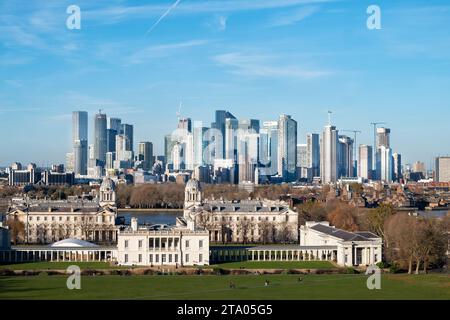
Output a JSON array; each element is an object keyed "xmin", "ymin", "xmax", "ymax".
[
  {"xmin": 376, "ymin": 127, "xmax": 391, "ymax": 148},
  {"xmin": 306, "ymin": 133, "xmax": 320, "ymax": 178},
  {"xmin": 435, "ymin": 157, "xmax": 450, "ymax": 182},
  {"xmin": 121, "ymin": 124, "xmax": 134, "ymax": 153},
  {"xmin": 358, "ymin": 145, "xmax": 373, "ymax": 180},
  {"xmin": 297, "ymin": 143, "xmax": 309, "ymax": 180},
  {"xmin": 224, "ymin": 118, "xmax": 239, "ymax": 161},
  {"xmin": 72, "ymin": 111, "xmax": 88, "ymax": 142},
  {"xmin": 320, "ymin": 123, "xmax": 338, "ymax": 184},
  {"xmin": 211, "ymin": 110, "xmax": 236, "ymax": 158},
  {"xmin": 277, "ymin": 114, "xmax": 297, "ymax": 182},
  {"xmin": 393, "ymin": 153, "xmax": 402, "ymax": 182},
  {"xmin": 138, "ymin": 142, "xmax": 154, "ymax": 171},
  {"xmin": 338, "ymin": 135, "xmax": 354, "ymax": 178},
  {"xmin": 376, "ymin": 145, "xmax": 393, "ymax": 183},
  {"xmin": 261, "ymin": 121, "xmax": 279, "ymax": 176},
  {"xmin": 94, "ymin": 111, "xmax": 107, "ymax": 165},
  {"xmin": 72, "ymin": 111, "xmax": 88, "ymax": 175},
  {"xmin": 193, "ymin": 121, "xmax": 208, "ymax": 168},
  {"xmin": 108, "ymin": 117, "xmax": 122, "ymax": 132}
]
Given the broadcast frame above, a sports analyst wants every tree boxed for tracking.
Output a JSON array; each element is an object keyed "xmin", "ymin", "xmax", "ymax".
[
  {"xmin": 366, "ymin": 203, "xmax": 395, "ymax": 243},
  {"xmin": 236, "ymin": 218, "xmax": 252, "ymax": 244},
  {"xmin": 5, "ymin": 216, "xmax": 25, "ymax": 245},
  {"xmin": 327, "ymin": 202, "xmax": 359, "ymax": 231},
  {"xmin": 258, "ymin": 220, "xmax": 272, "ymax": 244},
  {"xmin": 277, "ymin": 221, "xmax": 294, "ymax": 243}
]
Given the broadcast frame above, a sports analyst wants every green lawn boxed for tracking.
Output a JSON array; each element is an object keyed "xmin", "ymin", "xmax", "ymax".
[
  {"xmin": 210, "ymin": 261, "xmax": 336, "ymax": 269},
  {"xmin": 0, "ymin": 262, "xmax": 123, "ymax": 270},
  {"xmin": 0, "ymin": 274, "xmax": 448, "ymax": 300}
]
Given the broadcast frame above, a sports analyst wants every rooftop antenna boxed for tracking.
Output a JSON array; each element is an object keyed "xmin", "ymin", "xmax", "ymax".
[
  {"xmin": 327, "ymin": 111, "xmax": 332, "ymax": 125},
  {"xmin": 176, "ymin": 101, "xmax": 182, "ymax": 122}
]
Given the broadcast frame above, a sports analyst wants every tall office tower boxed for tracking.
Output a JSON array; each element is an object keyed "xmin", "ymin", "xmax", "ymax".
[
  {"xmin": 94, "ymin": 111, "xmax": 107, "ymax": 165},
  {"xmin": 306, "ymin": 133, "xmax": 320, "ymax": 178},
  {"xmin": 108, "ymin": 117, "xmax": 122, "ymax": 132},
  {"xmin": 66, "ymin": 152, "xmax": 74, "ymax": 172},
  {"xmin": 393, "ymin": 153, "xmax": 402, "ymax": 182},
  {"xmin": 412, "ymin": 161, "xmax": 426, "ymax": 176},
  {"xmin": 261, "ymin": 121, "xmax": 279, "ymax": 176},
  {"xmin": 105, "ymin": 152, "xmax": 115, "ymax": 169},
  {"xmin": 73, "ymin": 140, "xmax": 88, "ymax": 175},
  {"xmin": 376, "ymin": 146, "xmax": 393, "ymax": 183},
  {"xmin": 297, "ymin": 144, "xmax": 309, "ymax": 180},
  {"xmin": 224, "ymin": 118, "xmax": 239, "ymax": 161},
  {"xmin": 172, "ymin": 142, "xmax": 184, "ymax": 171},
  {"xmin": 277, "ymin": 114, "xmax": 297, "ymax": 182},
  {"xmin": 211, "ymin": 110, "xmax": 236, "ymax": 157},
  {"xmin": 72, "ymin": 111, "xmax": 88, "ymax": 142},
  {"xmin": 106, "ymin": 129, "xmax": 117, "ymax": 153},
  {"xmin": 72, "ymin": 111, "xmax": 88, "ymax": 175},
  {"xmin": 121, "ymin": 124, "xmax": 134, "ymax": 152},
  {"xmin": 238, "ymin": 119, "xmax": 260, "ymax": 133},
  {"xmin": 338, "ymin": 135, "xmax": 354, "ymax": 178},
  {"xmin": 116, "ymin": 134, "xmax": 132, "ymax": 161},
  {"xmin": 164, "ymin": 134, "xmax": 176, "ymax": 169},
  {"xmin": 237, "ymin": 135, "xmax": 257, "ymax": 184},
  {"xmin": 320, "ymin": 123, "xmax": 339, "ymax": 184},
  {"xmin": 435, "ymin": 157, "xmax": 450, "ymax": 182},
  {"xmin": 138, "ymin": 142, "xmax": 154, "ymax": 171},
  {"xmin": 186, "ymin": 133, "xmax": 195, "ymax": 170},
  {"xmin": 178, "ymin": 117, "xmax": 192, "ymax": 133},
  {"xmin": 376, "ymin": 127, "xmax": 391, "ymax": 148},
  {"xmin": 358, "ymin": 145, "xmax": 373, "ymax": 180},
  {"xmin": 193, "ymin": 121, "xmax": 208, "ymax": 168}
]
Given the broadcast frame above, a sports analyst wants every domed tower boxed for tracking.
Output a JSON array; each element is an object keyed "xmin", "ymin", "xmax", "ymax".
[
  {"xmin": 99, "ymin": 177, "xmax": 116, "ymax": 207},
  {"xmin": 184, "ymin": 179, "xmax": 203, "ymax": 209}
]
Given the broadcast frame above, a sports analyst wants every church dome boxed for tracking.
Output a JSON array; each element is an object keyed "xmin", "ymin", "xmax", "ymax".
[
  {"xmin": 186, "ymin": 179, "xmax": 201, "ymax": 191},
  {"xmin": 100, "ymin": 177, "xmax": 116, "ymax": 192}
]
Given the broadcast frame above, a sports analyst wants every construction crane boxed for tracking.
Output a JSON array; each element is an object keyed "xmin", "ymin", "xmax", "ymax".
[{"xmin": 342, "ymin": 130, "xmax": 362, "ymax": 163}]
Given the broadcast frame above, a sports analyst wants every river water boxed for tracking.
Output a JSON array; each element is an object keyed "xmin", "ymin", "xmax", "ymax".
[{"xmin": 117, "ymin": 210, "xmax": 183, "ymax": 226}]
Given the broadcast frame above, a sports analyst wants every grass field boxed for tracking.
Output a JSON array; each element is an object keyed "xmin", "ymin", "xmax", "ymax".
[
  {"xmin": 0, "ymin": 274, "xmax": 448, "ymax": 300},
  {"xmin": 0, "ymin": 262, "xmax": 123, "ymax": 270},
  {"xmin": 210, "ymin": 261, "xmax": 336, "ymax": 269}
]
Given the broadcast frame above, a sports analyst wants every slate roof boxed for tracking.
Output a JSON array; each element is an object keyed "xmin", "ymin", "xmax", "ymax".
[
  {"xmin": 202, "ymin": 201, "xmax": 290, "ymax": 214},
  {"xmin": 310, "ymin": 224, "xmax": 378, "ymax": 242}
]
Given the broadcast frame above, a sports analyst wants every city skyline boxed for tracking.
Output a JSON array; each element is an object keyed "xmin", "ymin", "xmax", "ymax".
[{"xmin": 1, "ymin": 0, "xmax": 450, "ymax": 166}]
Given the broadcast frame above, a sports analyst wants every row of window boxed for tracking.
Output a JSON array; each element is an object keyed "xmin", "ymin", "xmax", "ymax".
[
  {"xmin": 124, "ymin": 239, "xmax": 204, "ymax": 250},
  {"xmin": 205, "ymin": 216, "xmax": 290, "ymax": 223},
  {"xmin": 123, "ymin": 253, "xmax": 203, "ymax": 264},
  {"xmin": 28, "ymin": 216, "xmax": 113, "ymax": 223}
]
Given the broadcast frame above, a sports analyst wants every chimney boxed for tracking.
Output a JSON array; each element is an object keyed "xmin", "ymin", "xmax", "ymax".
[{"xmin": 131, "ymin": 217, "xmax": 138, "ymax": 231}]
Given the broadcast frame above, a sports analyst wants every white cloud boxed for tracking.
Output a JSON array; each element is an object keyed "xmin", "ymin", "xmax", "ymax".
[
  {"xmin": 270, "ymin": 6, "xmax": 319, "ymax": 26},
  {"xmin": 126, "ymin": 39, "xmax": 209, "ymax": 65},
  {"xmin": 213, "ymin": 52, "xmax": 331, "ymax": 79},
  {"xmin": 87, "ymin": 0, "xmax": 335, "ymax": 23}
]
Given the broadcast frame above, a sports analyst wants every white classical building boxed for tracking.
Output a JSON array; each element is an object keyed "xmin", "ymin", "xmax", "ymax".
[
  {"xmin": 300, "ymin": 221, "xmax": 382, "ymax": 267},
  {"xmin": 183, "ymin": 179, "xmax": 298, "ymax": 243},
  {"xmin": 116, "ymin": 217, "xmax": 209, "ymax": 267},
  {"xmin": 6, "ymin": 177, "xmax": 118, "ymax": 244}
]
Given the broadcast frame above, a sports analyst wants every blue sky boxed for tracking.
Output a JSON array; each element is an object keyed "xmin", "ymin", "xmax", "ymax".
[{"xmin": 1, "ymin": 0, "xmax": 449, "ymax": 168}]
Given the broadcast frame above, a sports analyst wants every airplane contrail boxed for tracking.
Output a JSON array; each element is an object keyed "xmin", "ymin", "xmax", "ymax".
[{"xmin": 145, "ymin": 0, "xmax": 182, "ymax": 36}]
